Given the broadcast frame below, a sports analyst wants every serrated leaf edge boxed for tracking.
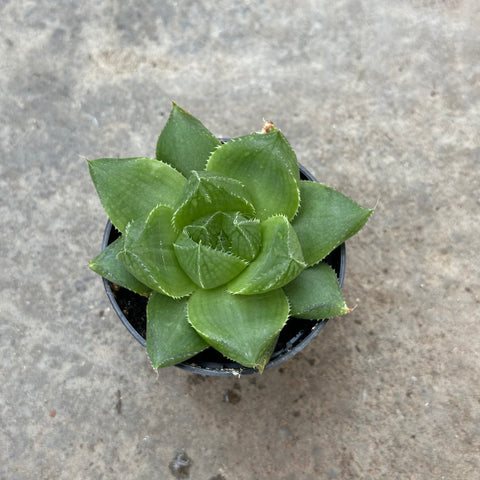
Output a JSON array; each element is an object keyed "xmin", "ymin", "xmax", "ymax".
[
  {"xmin": 284, "ymin": 262, "xmax": 349, "ymax": 319},
  {"xmin": 227, "ymin": 215, "xmax": 306, "ymax": 295},
  {"xmin": 122, "ymin": 219, "xmax": 192, "ymax": 299},
  {"xmin": 205, "ymin": 133, "xmax": 301, "ymax": 220},
  {"xmin": 148, "ymin": 346, "xmax": 208, "ymax": 369},
  {"xmin": 174, "ymin": 237, "xmax": 248, "ymax": 289},
  {"xmin": 171, "ymin": 171, "xmax": 256, "ymax": 232},
  {"xmin": 121, "ymin": 249, "xmax": 189, "ymax": 299}
]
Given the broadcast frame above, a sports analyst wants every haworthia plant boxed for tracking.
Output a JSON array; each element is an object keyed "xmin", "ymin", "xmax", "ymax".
[{"xmin": 88, "ymin": 103, "xmax": 373, "ymax": 371}]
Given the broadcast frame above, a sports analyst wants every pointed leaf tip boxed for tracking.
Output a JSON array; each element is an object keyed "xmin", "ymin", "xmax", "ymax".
[
  {"xmin": 147, "ymin": 293, "xmax": 208, "ymax": 368},
  {"xmin": 187, "ymin": 288, "xmax": 289, "ymax": 369},
  {"xmin": 156, "ymin": 104, "xmax": 221, "ymax": 177},
  {"xmin": 88, "ymin": 236, "xmax": 152, "ymax": 296},
  {"xmin": 284, "ymin": 262, "xmax": 348, "ymax": 320},
  {"xmin": 292, "ymin": 181, "xmax": 372, "ymax": 266}
]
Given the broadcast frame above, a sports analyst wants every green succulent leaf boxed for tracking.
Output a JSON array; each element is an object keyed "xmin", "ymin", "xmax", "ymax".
[
  {"xmin": 156, "ymin": 103, "xmax": 221, "ymax": 177},
  {"xmin": 173, "ymin": 231, "xmax": 248, "ymax": 289},
  {"xmin": 187, "ymin": 287, "xmax": 289, "ymax": 371},
  {"xmin": 147, "ymin": 292, "xmax": 208, "ymax": 368},
  {"xmin": 88, "ymin": 236, "xmax": 151, "ymax": 296},
  {"xmin": 226, "ymin": 213, "xmax": 262, "ymax": 262},
  {"xmin": 206, "ymin": 130, "xmax": 300, "ymax": 220},
  {"xmin": 219, "ymin": 213, "xmax": 262, "ymax": 262},
  {"xmin": 227, "ymin": 215, "xmax": 306, "ymax": 295},
  {"xmin": 184, "ymin": 211, "xmax": 261, "ymax": 262},
  {"xmin": 119, "ymin": 205, "xmax": 196, "ymax": 298},
  {"xmin": 283, "ymin": 262, "xmax": 349, "ymax": 319},
  {"xmin": 172, "ymin": 171, "xmax": 255, "ymax": 232},
  {"xmin": 292, "ymin": 181, "xmax": 373, "ymax": 266},
  {"xmin": 88, "ymin": 157, "xmax": 186, "ymax": 233}
]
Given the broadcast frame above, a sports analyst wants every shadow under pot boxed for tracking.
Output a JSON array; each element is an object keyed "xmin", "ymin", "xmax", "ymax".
[{"xmin": 101, "ymin": 164, "xmax": 346, "ymax": 376}]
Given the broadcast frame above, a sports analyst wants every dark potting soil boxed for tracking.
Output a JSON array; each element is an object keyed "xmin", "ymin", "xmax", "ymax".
[
  {"xmin": 109, "ymin": 277, "xmax": 327, "ymax": 365},
  {"xmin": 109, "ymin": 282, "xmax": 148, "ymax": 340}
]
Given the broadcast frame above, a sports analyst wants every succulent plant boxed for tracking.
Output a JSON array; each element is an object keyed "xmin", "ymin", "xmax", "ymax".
[{"xmin": 88, "ymin": 104, "xmax": 372, "ymax": 371}]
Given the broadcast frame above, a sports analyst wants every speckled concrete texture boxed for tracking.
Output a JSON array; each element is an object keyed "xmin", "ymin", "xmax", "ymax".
[{"xmin": 1, "ymin": 1, "xmax": 479, "ymax": 479}]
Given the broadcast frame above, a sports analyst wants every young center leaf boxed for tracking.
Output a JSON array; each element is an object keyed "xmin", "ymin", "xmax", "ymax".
[
  {"xmin": 227, "ymin": 215, "xmax": 306, "ymax": 295},
  {"xmin": 184, "ymin": 212, "xmax": 261, "ymax": 263},
  {"xmin": 173, "ymin": 232, "xmax": 248, "ymax": 289},
  {"xmin": 206, "ymin": 130, "xmax": 300, "ymax": 220},
  {"xmin": 187, "ymin": 287, "xmax": 289, "ymax": 371},
  {"xmin": 156, "ymin": 103, "xmax": 221, "ymax": 177},
  {"xmin": 147, "ymin": 292, "xmax": 208, "ymax": 368},
  {"xmin": 88, "ymin": 157, "xmax": 186, "ymax": 233},
  {"xmin": 292, "ymin": 181, "xmax": 373, "ymax": 266},
  {"xmin": 283, "ymin": 262, "xmax": 349, "ymax": 320},
  {"xmin": 172, "ymin": 171, "xmax": 255, "ymax": 232}
]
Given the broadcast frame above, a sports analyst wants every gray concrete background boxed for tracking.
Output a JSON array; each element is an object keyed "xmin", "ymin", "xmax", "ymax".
[{"xmin": 1, "ymin": 1, "xmax": 479, "ymax": 479}]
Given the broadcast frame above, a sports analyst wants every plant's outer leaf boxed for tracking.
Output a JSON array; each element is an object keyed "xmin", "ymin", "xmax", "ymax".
[
  {"xmin": 183, "ymin": 212, "xmax": 261, "ymax": 262},
  {"xmin": 146, "ymin": 292, "xmax": 208, "ymax": 368},
  {"xmin": 283, "ymin": 262, "xmax": 349, "ymax": 319},
  {"xmin": 174, "ymin": 232, "xmax": 248, "ymax": 289},
  {"xmin": 88, "ymin": 157, "xmax": 186, "ymax": 233},
  {"xmin": 156, "ymin": 103, "xmax": 221, "ymax": 177},
  {"xmin": 88, "ymin": 236, "xmax": 151, "ymax": 296},
  {"xmin": 172, "ymin": 171, "xmax": 255, "ymax": 232},
  {"xmin": 292, "ymin": 181, "xmax": 373, "ymax": 266},
  {"xmin": 206, "ymin": 130, "xmax": 300, "ymax": 220},
  {"xmin": 227, "ymin": 215, "xmax": 306, "ymax": 295},
  {"xmin": 187, "ymin": 287, "xmax": 289, "ymax": 370},
  {"xmin": 120, "ymin": 205, "xmax": 195, "ymax": 298}
]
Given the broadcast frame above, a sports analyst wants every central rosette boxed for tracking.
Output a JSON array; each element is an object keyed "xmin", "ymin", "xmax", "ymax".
[
  {"xmin": 174, "ymin": 211, "xmax": 261, "ymax": 289},
  {"xmin": 168, "ymin": 169, "xmax": 306, "ymax": 294},
  {"xmin": 171, "ymin": 170, "xmax": 261, "ymax": 289}
]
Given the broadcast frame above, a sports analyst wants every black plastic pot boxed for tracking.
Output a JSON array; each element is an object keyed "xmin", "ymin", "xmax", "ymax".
[{"xmin": 101, "ymin": 164, "xmax": 346, "ymax": 376}]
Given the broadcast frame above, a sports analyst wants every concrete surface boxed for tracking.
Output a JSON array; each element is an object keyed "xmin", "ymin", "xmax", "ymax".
[{"xmin": 1, "ymin": 1, "xmax": 479, "ymax": 479}]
